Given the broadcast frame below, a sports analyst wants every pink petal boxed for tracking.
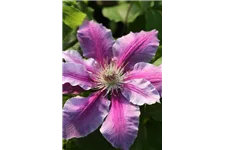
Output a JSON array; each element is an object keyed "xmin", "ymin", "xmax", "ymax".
[
  {"xmin": 113, "ymin": 30, "xmax": 159, "ymax": 70},
  {"xmin": 122, "ymin": 78, "xmax": 160, "ymax": 106},
  {"xmin": 125, "ymin": 62, "xmax": 162, "ymax": 95},
  {"xmin": 77, "ymin": 20, "xmax": 115, "ymax": 65},
  {"xmin": 63, "ymin": 83, "xmax": 84, "ymax": 94},
  {"xmin": 63, "ymin": 50, "xmax": 83, "ymax": 64},
  {"xmin": 100, "ymin": 93, "xmax": 140, "ymax": 150},
  {"xmin": 62, "ymin": 50, "xmax": 98, "ymax": 73},
  {"xmin": 62, "ymin": 62, "xmax": 95, "ymax": 90},
  {"xmin": 63, "ymin": 91, "xmax": 110, "ymax": 139}
]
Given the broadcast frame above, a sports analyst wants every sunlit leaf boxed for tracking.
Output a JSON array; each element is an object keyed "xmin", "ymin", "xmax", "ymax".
[
  {"xmin": 151, "ymin": 46, "xmax": 162, "ymax": 63},
  {"xmin": 70, "ymin": 42, "xmax": 81, "ymax": 52},
  {"xmin": 63, "ymin": 5, "xmax": 86, "ymax": 29},
  {"xmin": 63, "ymin": 139, "xmax": 67, "ymax": 150},
  {"xmin": 102, "ymin": 3, "xmax": 142, "ymax": 23},
  {"xmin": 118, "ymin": 1, "xmax": 126, "ymax": 5},
  {"xmin": 153, "ymin": 57, "xmax": 162, "ymax": 66},
  {"xmin": 76, "ymin": 1, "xmax": 94, "ymax": 19},
  {"xmin": 62, "ymin": 0, "xmax": 77, "ymax": 7},
  {"xmin": 62, "ymin": 4, "xmax": 86, "ymax": 50},
  {"xmin": 82, "ymin": 0, "xmax": 88, "ymax": 4}
]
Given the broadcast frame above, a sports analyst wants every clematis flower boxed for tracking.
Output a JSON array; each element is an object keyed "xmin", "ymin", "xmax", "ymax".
[{"xmin": 62, "ymin": 20, "xmax": 162, "ymax": 150}]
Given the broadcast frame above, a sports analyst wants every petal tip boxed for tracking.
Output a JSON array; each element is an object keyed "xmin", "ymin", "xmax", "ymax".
[{"xmin": 152, "ymin": 29, "xmax": 158, "ymax": 34}]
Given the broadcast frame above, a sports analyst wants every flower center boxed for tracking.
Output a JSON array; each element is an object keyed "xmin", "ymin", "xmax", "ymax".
[
  {"xmin": 95, "ymin": 62, "xmax": 124, "ymax": 93},
  {"xmin": 103, "ymin": 73, "xmax": 117, "ymax": 83}
]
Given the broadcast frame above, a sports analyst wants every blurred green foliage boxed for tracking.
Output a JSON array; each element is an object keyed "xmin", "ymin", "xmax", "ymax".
[
  {"xmin": 102, "ymin": 3, "xmax": 142, "ymax": 23},
  {"xmin": 62, "ymin": 1, "xmax": 162, "ymax": 150}
]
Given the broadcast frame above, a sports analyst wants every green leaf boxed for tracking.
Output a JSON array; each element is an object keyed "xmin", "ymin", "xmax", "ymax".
[
  {"xmin": 64, "ymin": 130, "xmax": 116, "ymax": 150},
  {"xmin": 67, "ymin": 42, "xmax": 83, "ymax": 58},
  {"xmin": 128, "ymin": 14, "xmax": 145, "ymax": 32},
  {"xmin": 132, "ymin": 1, "xmax": 141, "ymax": 8},
  {"xmin": 63, "ymin": 90, "xmax": 92, "ymax": 107},
  {"xmin": 109, "ymin": 21, "xmax": 117, "ymax": 36},
  {"xmin": 62, "ymin": 95, "xmax": 68, "ymax": 106},
  {"xmin": 152, "ymin": 1, "xmax": 162, "ymax": 11},
  {"xmin": 150, "ymin": 1, "xmax": 155, "ymax": 8},
  {"xmin": 151, "ymin": 46, "xmax": 162, "ymax": 63},
  {"xmin": 102, "ymin": 3, "xmax": 142, "ymax": 23},
  {"xmin": 62, "ymin": 0, "xmax": 77, "ymax": 7},
  {"xmin": 146, "ymin": 119, "xmax": 162, "ymax": 150},
  {"xmin": 130, "ymin": 105, "xmax": 148, "ymax": 150},
  {"xmin": 83, "ymin": 7, "xmax": 94, "ymax": 20},
  {"xmin": 82, "ymin": 0, "xmax": 88, "ymax": 4},
  {"xmin": 70, "ymin": 42, "xmax": 81, "ymax": 52},
  {"xmin": 63, "ymin": 139, "xmax": 67, "ymax": 150},
  {"xmin": 62, "ymin": 4, "xmax": 86, "ymax": 50},
  {"xmin": 64, "ymin": 138, "xmax": 79, "ymax": 150},
  {"xmin": 63, "ymin": 5, "xmax": 86, "ymax": 29},
  {"xmin": 63, "ymin": 27, "xmax": 77, "ymax": 50},
  {"xmin": 76, "ymin": 1, "xmax": 94, "ymax": 20},
  {"xmin": 63, "ymin": 22, "xmax": 72, "ymax": 40},
  {"xmin": 145, "ymin": 103, "xmax": 162, "ymax": 122},
  {"xmin": 131, "ymin": 125, "xmax": 150, "ymax": 150},
  {"xmin": 79, "ymin": 90, "xmax": 92, "ymax": 97},
  {"xmin": 139, "ymin": 0, "xmax": 152, "ymax": 11},
  {"xmin": 63, "ymin": 94, "xmax": 74, "ymax": 107},
  {"xmin": 153, "ymin": 57, "xmax": 162, "ymax": 66},
  {"xmin": 145, "ymin": 9, "xmax": 162, "ymax": 44},
  {"xmin": 131, "ymin": 117, "xmax": 162, "ymax": 150},
  {"xmin": 118, "ymin": 1, "xmax": 126, "ymax": 5}
]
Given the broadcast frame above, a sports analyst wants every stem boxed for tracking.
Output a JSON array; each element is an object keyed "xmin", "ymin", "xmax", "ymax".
[
  {"xmin": 122, "ymin": 2, "xmax": 133, "ymax": 35},
  {"xmin": 125, "ymin": 2, "xmax": 133, "ymax": 25}
]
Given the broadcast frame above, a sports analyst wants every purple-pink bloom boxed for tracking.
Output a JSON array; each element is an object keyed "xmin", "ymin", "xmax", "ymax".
[{"xmin": 62, "ymin": 20, "xmax": 162, "ymax": 150}]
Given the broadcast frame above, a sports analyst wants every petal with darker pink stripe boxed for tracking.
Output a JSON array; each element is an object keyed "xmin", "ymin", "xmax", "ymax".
[
  {"xmin": 125, "ymin": 62, "xmax": 162, "ymax": 96},
  {"xmin": 62, "ymin": 50, "xmax": 98, "ymax": 73},
  {"xmin": 100, "ymin": 93, "xmax": 140, "ymax": 150},
  {"xmin": 77, "ymin": 20, "xmax": 115, "ymax": 65},
  {"xmin": 62, "ymin": 62, "xmax": 95, "ymax": 90},
  {"xmin": 122, "ymin": 78, "xmax": 160, "ymax": 106},
  {"xmin": 63, "ymin": 92, "xmax": 110, "ymax": 139},
  {"xmin": 113, "ymin": 30, "xmax": 159, "ymax": 70}
]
